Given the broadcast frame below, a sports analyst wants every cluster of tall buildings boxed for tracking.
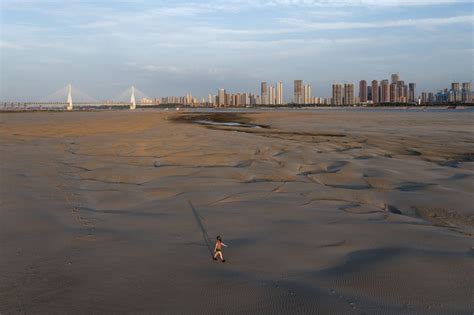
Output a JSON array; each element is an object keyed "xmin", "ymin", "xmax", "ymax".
[
  {"xmin": 331, "ymin": 83, "xmax": 355, "ymax": 105},
  {"xmin": 208, "ymin": 81, "xmax": 284, "ymax": 107},
  {"xmin": 293, "ymin": 80, "xmax": 323, "ymax": 104},
  {"xmin": 212, "ymin": 89, "xmax": 261, "ymax": 107},
  {"xmin": 137, "ymin": 94, "xmax": 202, "ymax": 106},
  {"xmin": 136, "ymin": 73, "xmax": 472, "ymax": 107},
  {"xmin": 332, "ymin": 74, "xmax": 415, "ymax": 105},
  {"xmin": 420, "ymin": 82, "xmax": 472, "ymax": 104},
  {"xmin": 334, "ymin": 74, "xmax": 472, "ymax": 106},
  {"xmin": 260, "ymin": 82, "xmax": 284, "ymax": 105}
]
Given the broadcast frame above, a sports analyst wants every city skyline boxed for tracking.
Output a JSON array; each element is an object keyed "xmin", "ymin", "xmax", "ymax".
[
  {"xmin": 1, "ymin": 0, "xmax": 473, "ymax": 101},
  {"xmin": 3, "ymin": 74, "xmax": 471, "ymax": 106}
]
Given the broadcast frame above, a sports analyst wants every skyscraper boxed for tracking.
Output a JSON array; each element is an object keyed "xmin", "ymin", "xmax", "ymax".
[
  {"xmin": 269, "ymin": 85, "xmax": 275, "ymax": 105},
  {"xmin": 344, "ymin": 83, "xmax": 355, "ymax": 105},
  {"xmin": 391, "ymin": 73, "xmax": 400, "ymax": 83},
  {"xmin": 451, "ymin": 82, "xmax": 461, "ymax": 102},
  {"xmin": 208, "ymin": 94, "xmax": 214, "ymax": 105},
  {"xmin": 276, "ymin": 82, "xmax": 283, "ymax": 105},
  {"xmin": 428, "ymin": 92, "xmax": 434, "ymax": 104},
  {"xmin": 304, "ymin": 84, "xmax": 311, "ymax": 104},
  {"xmin": 402, "ymin": 85, "xmax": 408, "ymax": 103},
  {"xmin": 371, "ymin": 80, "xmax": 379, "ymax": 104},
  {"xmin": 261, "ymin": 82, "xmax": 268, "ymax": 105},
  {"xmin": 397, "ymin": 80, "xmax": 406, "ymax": 103},
  {"xmin": 409, "ymin": 83, "xmax": 416, "ymax": 103},
  {"xmin": 451, "ymin": 82, "xmax": 460, "ymax": 91},
  {"xmin": 332, "ymin": 84, "xmax": 343, "ymax": 105},
  {"xmin": 294, "ymin": 80, "xmax": 303, "ymax": 104},
  {"xmin": 218, "ymin": 88, "xmax": 226, "ymax": 107},
  {"xmin": 462, "ymin": 82, "xmax": 472, "ymax": 103},
  {"xmin": 359, "ymin": 80, "xmax": 367, "ymax": 103},
  {"xmin": 421, "ymin": 92, "xmax": 428, "ymax": 104},
  {"xmin": 381, "ymin": 80, "xmax": 390, "ymax": 103},
  {"xmin": 390, "ymin": 82, "xmax": 399, "ymax": 103}
]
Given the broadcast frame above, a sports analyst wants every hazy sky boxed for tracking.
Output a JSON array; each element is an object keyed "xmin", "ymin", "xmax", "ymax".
[{"xmin": 1, "ymin": 0, "xmax": 473, "ymax": 101}]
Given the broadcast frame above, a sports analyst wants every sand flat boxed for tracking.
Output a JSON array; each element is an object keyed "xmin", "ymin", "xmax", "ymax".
[{"xmin": 1, "ymin": 110, "xmax": 473, "ymax": 314}]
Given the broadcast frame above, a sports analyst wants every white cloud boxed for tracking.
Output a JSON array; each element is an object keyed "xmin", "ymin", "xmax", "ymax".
[
  {"xmin": 126, "ymin": 62, "xmax": 183, "ymax": 73},
  {"xmin": 280, "ymin": 15, "xmax": 474, "ymax": 30},
  {"xmin": 233, "ymin": 0, "xmax": 471, "ymax": 7}
]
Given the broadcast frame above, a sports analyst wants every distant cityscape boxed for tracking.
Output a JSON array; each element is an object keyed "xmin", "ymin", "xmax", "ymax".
[
  {"xmin": 2, "ymin": 74, "xmax": 473, "ymax": 109},
  {"xmin": 138, "ymin": 74, "xmax": 473, "ymax": 107}
]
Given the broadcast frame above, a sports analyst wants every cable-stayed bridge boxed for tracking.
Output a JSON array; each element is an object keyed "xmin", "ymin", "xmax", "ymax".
[{"xmin": 3, "ymin": 84, "xmax": 156, "ymax": 110}]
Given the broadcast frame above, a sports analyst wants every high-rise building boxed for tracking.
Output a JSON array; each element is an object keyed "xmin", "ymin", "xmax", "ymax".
[
  {"xmin": 381, "ymin": 80, "xmax": 390, "ymax": 103},
  {"xmin": 401, "ymin": 84, "xmax": 408, "ymax": 103},
  {"xmin": 332, "ymin": 84, "xmax": 343, "ymax": 105},
  {"xmin": 421, "ymin": 92, "xmax": 428, "ymax": 104},
  {"xmin": 396, "ymin": 81, "xmax": 406, "ymax": 102},
  {"xmin": 391, "ymin": 73, "xmax": 400, "ymax": 83},
  {"xmin": 409, "ymin": 83, "xmax": 416, "ymax": 103},
  {"xmin": 371, "ymin": 80, "xmax": 379, "ymax": 104},
  {"xmin": 242, "ymin": 93, "xmax": 248, "ymax": 106},
  {"xmin": 428, "ymin": 92, "xmax": 434, "ymax": 104},
  {"xmin": 261, "ymin": 82, "xmax": 268, "ymax": 105},
  {"xmin": 448, "ymin": 91, "xmax": 456, "ymax": 102},
  {"xmin": 218, "ymin": 88, "xmax": 226, "ymax": 107},
  {"xmin": 276, "ymin": 82, "xmax": 283, "ymax": 105},
  {"xmin": 294, "ymin": 80, "xmax": 303, "ymax": 104},
  {"xmin": 462, "ymin": 82, "xmax": 472, "ymax": 103},
  {"xmin": 451, "ymin": 82, "xmax": 461, "ymax": 102},
  {"xmin": 250, "ymin": 94, "xmax": 257, "ymax": 105},
  {"xmin": 304, "ymin": 84, "xmax": 311, "ymax": 104},
  {"xmin": 208, "ymin": 94, "xmax": 214, "ymax": 105},
  {"xmin": 344, "ymin": 83, "xmax": 355, "ymax": 105},
  {"xmin": 390, "ymin": 82, "xmax": 399, "ymax": 103},
  {"xmin": 359, "ymin": 80, "xmax": 367, "ymax": 103},
  {"xmin": 269, "ymin": 85, "xmax": 275, "ymax": 105},
  {"xmin": 451, "ymin": 82, "xmax": 460, "ymax": 92}
]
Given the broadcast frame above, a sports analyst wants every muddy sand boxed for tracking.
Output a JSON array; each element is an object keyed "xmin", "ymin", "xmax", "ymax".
[{"xmin": 1, "ymin": 110, "xmax": 473, "ymax": 314}]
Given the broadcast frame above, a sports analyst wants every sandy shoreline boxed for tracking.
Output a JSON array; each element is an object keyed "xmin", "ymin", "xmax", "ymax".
[{"xmin": 1, "ymin": 110, "xmax": 473, "ymax": 314}]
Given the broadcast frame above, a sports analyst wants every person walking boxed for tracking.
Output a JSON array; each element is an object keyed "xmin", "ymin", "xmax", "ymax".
[{"xmin": 213, "ymin": 236, "xmax": 227, "ymax": 262}]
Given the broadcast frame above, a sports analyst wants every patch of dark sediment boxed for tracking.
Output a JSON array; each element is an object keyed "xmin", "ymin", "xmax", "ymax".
[
  {"xmin": 170, "ymin": 113, "xmax": 349, "ymax": 141},
  {"xmin": 438, "ymin": 152, "xmax": 474, "ymax": 168},
  {"xmin": 78, "ymin": 207, "xmax": 167, "ymax": 217},
  {"xmin": 326, "ymin": 184, "xmax": 373, "ymax": 190},
  {"xmin": 384, "ymin": 204, "xmax": 402, "ymax": 215},
  {"xmin": 397, "ymin": 182, "xmax": 437, "ymax": 192},
  {"xmin": 405, "ymin": 148, "xmax": 422, "ymax": 156},
  {"xmin": 413, "ymin": 206, "xmax": 474, "ymax": 232},
  {"xmin": 170, "ymin": 112, "xmax": 269, "ymax": 129},
  {"xmin": 298, "ymin": 161, "xmax": 348, "ymax": 176}
]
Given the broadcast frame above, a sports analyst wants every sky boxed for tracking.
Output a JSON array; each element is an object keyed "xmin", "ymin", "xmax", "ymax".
[{"xmin": 1, "ymin": 0, "xmax": 473, "ymax": 102}]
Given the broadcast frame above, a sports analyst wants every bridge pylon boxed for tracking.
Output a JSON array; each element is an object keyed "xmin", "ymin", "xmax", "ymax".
[
  {"xmin": 130, "ymin": 86, "xmax": 136, "ymax": 110},
  {"xmin": 66, "ymin": 83, "xmax": 73, "ymax": 110}
]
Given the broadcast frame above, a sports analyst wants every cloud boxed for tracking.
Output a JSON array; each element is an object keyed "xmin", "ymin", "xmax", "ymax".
[
  {"xmin": 232, "ymin": 0, "xmax": 471, "ymax": 7},
  {"xmin": 126, "ymin": 62, "xmax": 183, "ymax": 73},
  {"xmin": 209, "ymin": 37, "xmax": 371, "ymax": 50},
  {"xmin": 2, "ymin": 0, "xmax": 473, "ymax": 100},
  {"xmin": 279, "ymin": 15, "xmax": 474, "ymax": 31},
  {"xmin": 0, "ymin": 40, "xmax": 23, "ymax": 49}
]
